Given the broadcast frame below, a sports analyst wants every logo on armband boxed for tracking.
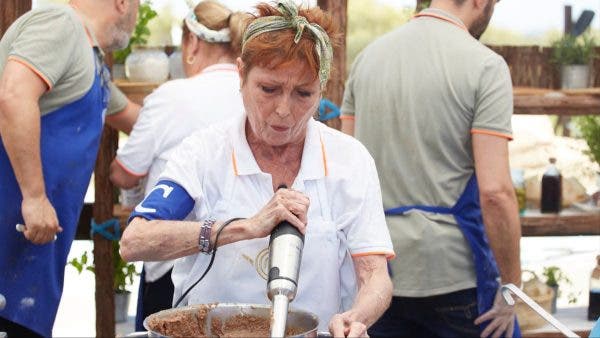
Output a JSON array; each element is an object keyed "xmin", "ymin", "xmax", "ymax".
[{"xmin": 134, "ymin": 184, "xmax": 174, "ymax": 213}]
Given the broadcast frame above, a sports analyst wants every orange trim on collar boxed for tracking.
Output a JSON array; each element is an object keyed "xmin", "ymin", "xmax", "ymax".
[
  {"xmin": 320, "ymin": 135, "xmax": 328, "ymax": 177},
  {"xmin": 471, "ymin": 129, "xmax": 513, "ymax": 141},
  {"xmin": 202, "ymin": 66, "xmax": 239, "ymax": 74},
  {"xmin": 413, "ymin": 12, "xmax": 468, "ymax": 32},
  {"xmin": 339, "ymin": 115, "xmax": 355, "ymax": 120},
  {"xmin": 231, "ymin": 149, "xmax": 239, "ymax": 176},
  {"xmin": 8, "ymin": 56, "xmax": 53, "ymax": 90}
]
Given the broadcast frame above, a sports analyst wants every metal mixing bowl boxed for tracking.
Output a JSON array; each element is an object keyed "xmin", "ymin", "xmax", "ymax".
[{"xmin": 130, "ymin": 303, "xmax": 323, "ymax": 337}]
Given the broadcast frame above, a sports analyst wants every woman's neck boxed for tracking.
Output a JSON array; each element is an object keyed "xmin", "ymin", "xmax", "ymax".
[
  {"xmin": 189, "ymin": 44, "xmax": 235, "ymax": 75},
  {"xmin": 246, "ymin": 124, "xmax": 305, "ymax": 190}
]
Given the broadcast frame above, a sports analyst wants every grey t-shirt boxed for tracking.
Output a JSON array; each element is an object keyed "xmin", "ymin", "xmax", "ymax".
[
  {"xmin": 0, "ymin": 5, "xmax": 127, "ymax": 116},
  {"xmin": 342, "ymin": 9, "xmax": 513, "ymax": 297}
]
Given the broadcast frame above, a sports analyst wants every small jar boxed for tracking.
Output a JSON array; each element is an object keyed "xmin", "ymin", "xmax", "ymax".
[{"xmin": 125, "ymin": 46, "xmax": 169, "ymax": 83}]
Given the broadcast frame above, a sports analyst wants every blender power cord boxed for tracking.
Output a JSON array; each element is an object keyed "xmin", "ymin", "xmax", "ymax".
[{"xmin": 172, "ymin": 217, "xmax": 244, "ymax": 308}]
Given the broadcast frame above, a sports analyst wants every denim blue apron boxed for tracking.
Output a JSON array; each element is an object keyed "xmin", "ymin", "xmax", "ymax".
[
  {"xmin": 385, "ymin": 175, "xmax": 520, "ymax": 337},
  {"xmin": 0, "ymin": 48, "xmax": 109, "ymax": 336}
]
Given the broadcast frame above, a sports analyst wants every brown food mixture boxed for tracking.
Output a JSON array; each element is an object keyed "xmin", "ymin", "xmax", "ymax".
[
  {"xmin": 148, "ymin": 307, "xmax": 305, "ymax": 337},
  {"xmin": 211, "ymin": 314, "xmax": 304, "ymax": 337},
  {"xmin": 146, "ymin": 304, "xmax": 213, "ymax": 337}
]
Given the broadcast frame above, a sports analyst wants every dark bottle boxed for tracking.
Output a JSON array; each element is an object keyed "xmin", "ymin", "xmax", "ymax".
[
  {"xmin": 540, "ymin": 157, "xmax": 562, "ymax": 213},
  {"xmin": 589, "ymin": 255, "xmax": 600, "ymax": 320}
]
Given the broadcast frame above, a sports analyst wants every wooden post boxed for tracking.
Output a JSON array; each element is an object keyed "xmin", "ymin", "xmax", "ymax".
[
  {"xmin": 564, "ymin": 5, "xmax": 572, "ymax": 36},
  {"xmin": 559, "ymin": 5, "xmax": 573, "ymax": 136},
  {"xmin": 1, "ymin": 0, "xmax": 31, "ymax": 36},
  {"xmin": 317, "ymin": 0, "xmax": 347, "ymax": 130},
  {"xmin": 93, "ymin": 126, "xmax": 119, "ymax": 338}
]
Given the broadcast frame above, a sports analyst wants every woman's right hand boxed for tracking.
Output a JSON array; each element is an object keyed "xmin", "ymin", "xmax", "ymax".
[{"xmin": 247, "ymin": 188, "xmax": 310, "ymax": 238}]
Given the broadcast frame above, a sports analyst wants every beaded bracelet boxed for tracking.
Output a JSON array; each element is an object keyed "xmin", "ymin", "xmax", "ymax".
[{"xmin": 198, "ymin": 219, "xmax": 216, "ymax": 254}]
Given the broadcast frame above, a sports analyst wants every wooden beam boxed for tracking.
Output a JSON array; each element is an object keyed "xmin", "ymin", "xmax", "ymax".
[
  {"xmin": 93, "ymin": 126, "xmax": 119, "ymax": 338},
  {"xmin": 520, "ymin": 213, "xmax": 600, "ymax": 236},
  {"xmin": 514, "ymin": 93, "xmax": 600, "ymax": 115},
  {"xmin": 1, "ymin": 0, "xmax": 31, "ymax": 37},
  {"xmin": 317, "ymin": 0, "xmax": 347, "ymax": 130}
]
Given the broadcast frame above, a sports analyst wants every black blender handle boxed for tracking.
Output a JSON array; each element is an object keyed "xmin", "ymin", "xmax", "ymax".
[{"xmin": 269, "ymin": 185, "xmax": 305, "ymax": 245}]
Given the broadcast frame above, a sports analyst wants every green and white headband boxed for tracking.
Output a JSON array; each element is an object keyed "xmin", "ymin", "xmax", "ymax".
[
  {"xmin": 242, "ymin": 0, "xmax": 333, "ymax": 89},
  {"xmin": 184, "ymin": 0, "xmax": 231, "ymax": 43}
]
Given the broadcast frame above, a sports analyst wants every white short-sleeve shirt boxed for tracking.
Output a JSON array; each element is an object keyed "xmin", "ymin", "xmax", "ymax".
[{"xmin": 159, "ymin": 114, "xmax": 395, "ymax": 329}]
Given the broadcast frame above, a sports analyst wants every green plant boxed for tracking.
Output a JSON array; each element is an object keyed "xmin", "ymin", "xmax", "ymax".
[
  {"xmin": 542, "ymin": 266, "xmax": 578, "ymax": 304},
  {"xmin": 576, "ymin": 115, "xmax": 600, "ymax": 165},
  {"xmin": 542, "ymin": 266, "xmax": 569, "ymax": 287},
  {"xmin": 113, "ymin": 1, "xmax": 158, "ymax": 64},
  {"xmin": 68, "ymin": 241, "xmax": 138, "ymax": 294},
  {"xmin": 550, "ymin": 34, "xmax": 596, "ymax": 65}
]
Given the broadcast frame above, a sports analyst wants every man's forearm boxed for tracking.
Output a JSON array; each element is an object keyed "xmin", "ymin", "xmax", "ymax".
[
  {"xmin": 480, "ymin": 190, "xmax": 522, "ymax": 286},
  {"xmin": 0, "ymin": 97, "xmax": 45, "ymax": 198}
]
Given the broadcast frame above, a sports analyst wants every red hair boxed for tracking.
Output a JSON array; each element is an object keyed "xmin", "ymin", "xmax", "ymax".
[{"xmin": 240, "ymin": 3, "xmax": 340, "ymax": 82}]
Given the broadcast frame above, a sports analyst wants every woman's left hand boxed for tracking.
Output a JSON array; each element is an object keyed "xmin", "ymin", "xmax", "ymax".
[{"xmin": 328, "ymin": 312, "xmax": 368, "ymax": 338}]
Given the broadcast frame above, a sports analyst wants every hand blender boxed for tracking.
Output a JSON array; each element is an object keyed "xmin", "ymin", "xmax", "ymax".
[{"xmin": 267, "ymin": 186, "xmax": 305, "ymax": 338}]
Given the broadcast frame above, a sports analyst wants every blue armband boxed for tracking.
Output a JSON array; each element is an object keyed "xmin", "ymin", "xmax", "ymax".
[{"xmin": 128, "ymin": 180, "xmax": 195, "ymax": 224}]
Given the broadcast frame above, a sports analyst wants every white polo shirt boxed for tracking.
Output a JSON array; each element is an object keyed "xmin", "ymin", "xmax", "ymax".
[
  {"xmin": 159, "ymin": 114, "xmax": 395, "ymax": 329},
  {"xmin": 116, "ymin": 63, "xmax": 243, "ymax": 282}
]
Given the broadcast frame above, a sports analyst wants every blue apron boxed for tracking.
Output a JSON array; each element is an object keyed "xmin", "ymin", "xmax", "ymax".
[
  {"xmin": 0, "ymin": 49, "xmax": 109, "ymax": 336},
  {"xmin": 385, "ymin": 175, "xmax": 521, "ymax": 337}
]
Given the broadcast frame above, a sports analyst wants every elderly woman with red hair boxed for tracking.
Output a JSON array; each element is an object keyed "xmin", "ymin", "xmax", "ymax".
[{"xmin": 120, "ymin": 1, "xmax": 394, "ymax": 336}]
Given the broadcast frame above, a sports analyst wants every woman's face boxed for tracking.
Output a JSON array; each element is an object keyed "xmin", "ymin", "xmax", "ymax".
[{"xmin": 240, "ymin": 59, "xmax": 321, "ymax": 147}]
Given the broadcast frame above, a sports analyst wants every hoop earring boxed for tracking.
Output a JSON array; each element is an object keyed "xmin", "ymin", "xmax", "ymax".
[{"xmin": 186, "ymin": 55, "xmax": 196, "ymax": 65}]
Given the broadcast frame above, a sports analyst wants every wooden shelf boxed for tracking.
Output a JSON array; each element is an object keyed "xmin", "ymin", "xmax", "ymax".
[
  {"xmin": 520, "ymin": 209, "xmax": 600, "ymax": 236},
  {"xmin": 514, "ymin": 87, "xmax": 600, "ymax": 116},
  {"xmin": 114, "ymin": 79, "xmax": 160, "ymax": 106}
]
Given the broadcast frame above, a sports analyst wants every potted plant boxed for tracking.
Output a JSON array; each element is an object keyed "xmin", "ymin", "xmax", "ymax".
[
  {"xmin": 112, "ymin": 0, "xmax": 158, "ymax": 79},
  {"xmin": 550, "ymin": 34, "xmax": 596, "ymax": 89},
  {"xmin": 542, "ymin": 266, "xmax": 577, "ymax": 313},
  {"xmin": 68, "ymin": 241, "xmax": 139, "ymax": 322}
]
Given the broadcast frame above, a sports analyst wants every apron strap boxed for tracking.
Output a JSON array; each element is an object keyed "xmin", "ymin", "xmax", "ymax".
[{"xmin": 385, "ymin": 204, "xmax": 451, "ymax": 216}]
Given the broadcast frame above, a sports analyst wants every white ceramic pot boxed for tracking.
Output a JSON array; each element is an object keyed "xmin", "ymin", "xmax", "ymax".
[
  {"xmin": 115, "ymin": 291, "xmax": 131, "ymax": 323},
  {"xmin": 560, "ymin": 64, "xmax": 590, "ymax": 89},
  {"xmin": 125, "ymin": 46, "xmax": 169, "ymax": 83}
]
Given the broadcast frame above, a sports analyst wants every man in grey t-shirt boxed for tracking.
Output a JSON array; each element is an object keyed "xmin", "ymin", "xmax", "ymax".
[
  {"xmin": 341, "ymin": 0, "xmax": 522, "ymax": 337},
  {"xmin": 0, "ymin": 0, "xmax": 140, "ymax": 336}
]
